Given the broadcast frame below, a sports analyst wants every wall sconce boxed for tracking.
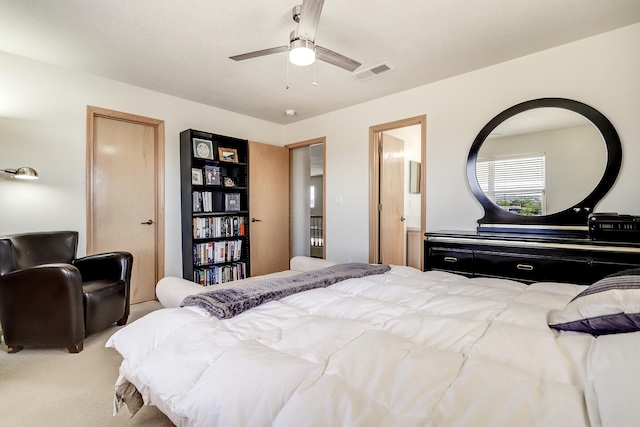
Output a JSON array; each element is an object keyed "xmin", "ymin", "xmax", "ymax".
[{"xmin": 0, "ymin": 167, "xmax": 39, "ymax": 180}]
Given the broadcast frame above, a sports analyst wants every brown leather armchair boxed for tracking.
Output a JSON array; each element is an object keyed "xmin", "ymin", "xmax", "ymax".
[{"xmin": 0, "ymin": 231, "xmax": 133, "ymax": 353}]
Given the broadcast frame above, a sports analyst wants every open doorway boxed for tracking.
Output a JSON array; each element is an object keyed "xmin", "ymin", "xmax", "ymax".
[
  {"xmin": 309, "ymin": 144, "xmax": 324, "ymax": 258},
  {"xmin": 286, "ymin": 137, "xmax": 326, "ymax": 259},
  {"xmin": 369, "ymin": 116, "xmax": 426, "ymax": 269}
]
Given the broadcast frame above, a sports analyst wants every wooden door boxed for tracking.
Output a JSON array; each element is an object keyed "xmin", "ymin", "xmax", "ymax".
[
  {"xmin": 379, "ymin": 133, "xmax": 405, "ymax": 265},
  {"xmin": 406, "ymin": 229, "xmax": 422, "ymax": 269},
  {"xmin": 87, "ymin": 107, "xmax": 164, "ymax": 303},
  {"xmin": 249, "ymin": 141, "xmax": 290, "ymax": 276}
]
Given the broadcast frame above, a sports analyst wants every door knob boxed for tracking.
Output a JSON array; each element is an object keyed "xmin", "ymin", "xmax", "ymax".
[
  {"xmin": 141, "ymin": 219, "xmax": 154, "ymax": 225},
  {"xmin": 251, "ymin": 218, "xmax": 261, "ymax": 223},
  {"xmin": 400, "ymin": 216, "xmax": 406, "ymax": 221}
]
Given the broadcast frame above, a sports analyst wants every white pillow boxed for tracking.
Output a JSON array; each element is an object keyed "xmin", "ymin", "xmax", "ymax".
[
  {"xmin": 549, "ymin": 268, "xmax": 640, "ymax": 336},
  {"xmin": 289, "ymin": 255, "xmax": 336, "ymax": 272}
]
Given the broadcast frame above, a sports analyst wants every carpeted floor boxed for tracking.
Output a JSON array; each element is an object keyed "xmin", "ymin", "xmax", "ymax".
[{"xmin": 0, "ymin": 300, "xmax": 175, "ymax": 427}]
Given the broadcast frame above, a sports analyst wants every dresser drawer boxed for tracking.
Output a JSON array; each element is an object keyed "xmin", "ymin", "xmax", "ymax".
[
  {"xmin": 427, "ymin": 247, "xmax": 474, "ymax": 274},
  {"xmin": 473, "ymin": 251, "xmax": 591, "ymax": 283},
  {"xmin": 590, "ymin": 261, "xmax": 640, "ymax": 282},
  {"xmin": 425, "ymin": 232, "xmax": 640, "ymax": 286}
]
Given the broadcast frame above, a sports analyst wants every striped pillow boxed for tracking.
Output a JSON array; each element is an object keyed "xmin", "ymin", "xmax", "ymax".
[{"xmin": 549, "ymin": 268, "xmax": 640, "ymax": 336}]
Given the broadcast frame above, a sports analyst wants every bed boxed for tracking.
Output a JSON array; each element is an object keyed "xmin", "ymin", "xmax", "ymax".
[{"xmin": 106, "ymin": 257, "xmax": 640, "ymax": 427}]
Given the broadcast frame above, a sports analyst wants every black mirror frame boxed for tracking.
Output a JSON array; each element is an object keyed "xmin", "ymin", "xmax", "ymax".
[{"xmin": 467, "ymin": 98, "xmax": 621, "ymax": 229}]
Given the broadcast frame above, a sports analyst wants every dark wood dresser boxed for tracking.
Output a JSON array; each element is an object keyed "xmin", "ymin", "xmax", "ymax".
[{"xmin": 424, "ymin": 230, "xmax": 640, "ymax": 285}]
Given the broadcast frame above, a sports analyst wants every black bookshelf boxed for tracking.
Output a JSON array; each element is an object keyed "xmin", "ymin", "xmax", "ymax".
[{"xmin": 180, "ymin": 129, "xmax": 250, "ymax": 285}]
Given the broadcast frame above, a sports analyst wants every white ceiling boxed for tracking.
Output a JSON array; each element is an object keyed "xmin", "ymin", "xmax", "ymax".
[{"xmin": 1, "ymin": 0, "xmax": 639, "ymax": 125}]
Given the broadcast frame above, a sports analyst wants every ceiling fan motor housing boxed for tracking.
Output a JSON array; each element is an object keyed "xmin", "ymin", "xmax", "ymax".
[
  {"xmin": 290, "ymin": 29, "xmax": 313, "ymax": 44},
  {"xmin": 292, "ymin": 5, "xmax": 302, "ymax": 23}
]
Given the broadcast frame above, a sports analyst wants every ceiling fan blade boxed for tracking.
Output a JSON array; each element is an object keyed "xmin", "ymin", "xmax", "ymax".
[
  {"xmin": 229, "ymin": 45, "xmax": 289, "ymax": 61},
  {"xmin": 316, "ymin": 45, "xmax": 361, "ymax": 72},
  {"xmin": 298, "ymin": 0, "xmax": 324, "ymax": 42}
]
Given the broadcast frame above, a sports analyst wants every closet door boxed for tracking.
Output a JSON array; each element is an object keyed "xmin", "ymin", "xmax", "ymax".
[
  {"xmin": 248, "ymin": 141, "xmax": 290, "ymax": 275},
  {"xmin": 88, "ymin": 107, "xmax": 164, "ymax": 303}
]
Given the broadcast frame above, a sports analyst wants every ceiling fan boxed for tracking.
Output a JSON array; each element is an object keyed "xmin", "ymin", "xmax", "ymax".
[{"xmin": 229, "ymin": 0, "xmax": 361, "ymax": 72}]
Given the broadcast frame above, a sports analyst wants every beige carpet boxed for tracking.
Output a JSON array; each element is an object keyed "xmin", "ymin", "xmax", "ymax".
[{"xmin": 0, "ymin": 301, "xmax": 175, "ymax": 427}]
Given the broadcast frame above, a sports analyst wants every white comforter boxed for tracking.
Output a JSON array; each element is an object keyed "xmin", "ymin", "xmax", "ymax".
[{"xmin": 107, "ymin": 266, "xmax": 630, "ymax": 427}]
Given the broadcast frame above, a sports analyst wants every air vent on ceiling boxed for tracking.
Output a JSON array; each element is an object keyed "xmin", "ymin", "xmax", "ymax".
[{"xmin": 351, "ymin": 62, "xmax": 395, "ymax": 81}]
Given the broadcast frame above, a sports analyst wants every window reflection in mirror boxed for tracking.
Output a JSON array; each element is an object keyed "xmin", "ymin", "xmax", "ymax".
[
  {"xmin": 475, "ymin": 107, "xmax": 607, "ymax": 216},
  {"xmin": 477, "ymin": 154, "xmax": 546, "ymax": 215}
]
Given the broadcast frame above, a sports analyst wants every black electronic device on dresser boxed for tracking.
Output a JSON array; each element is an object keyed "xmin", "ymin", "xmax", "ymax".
[
  {"xmin": 424, "ymin": 98, "xmax": 640, "ymax": 285},
  {"xmin": 588, "ymin": 213, "xmax": 640, "ymax": 242}
]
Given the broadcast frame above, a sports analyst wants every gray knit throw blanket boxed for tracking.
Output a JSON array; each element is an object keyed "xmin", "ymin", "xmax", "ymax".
[{"xmin": 181, "ymin": 263, "xmax": 391, "ymax": 319}]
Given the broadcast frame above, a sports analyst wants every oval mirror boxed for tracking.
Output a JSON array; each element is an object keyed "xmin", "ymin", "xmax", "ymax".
[{"xmin": 467, "ymin": 98, "xmax": 621, "ymax": 229}]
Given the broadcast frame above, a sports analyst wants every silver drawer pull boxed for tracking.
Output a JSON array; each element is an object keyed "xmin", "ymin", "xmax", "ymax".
[
  {"xmin": 444, "ymin": 256, "xmax": 458, "ymax": 263},
  {"xmin": 516, "ymin": 264, "xmax": 534, "ymax": 271}
]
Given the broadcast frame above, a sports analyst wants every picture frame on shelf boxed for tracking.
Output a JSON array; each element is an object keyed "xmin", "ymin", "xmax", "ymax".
[
  {"xmin": 191, "ymin": 168, "xmax": 203, "ymax": 185},
  {"xmin": 193, "ymin": 138, "xmax": 214, "ymax": 160},
  {"xmin": 225, "ymin": 193, "xmax": 241, "ymax": 211},
  {"xmin": 218, "ymin": 147, "xmax": 239, "ymax": 163},
  {"xmin": 223, "ymin": 176, "xmax": 237, "ymax": 187},
  {"xmin": 205, "ymin": 165, "xmax": 221, "ymax": 185}
]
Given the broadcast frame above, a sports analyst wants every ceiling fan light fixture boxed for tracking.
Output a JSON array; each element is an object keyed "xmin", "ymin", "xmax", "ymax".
[{"xmin": 289, "ymin": 39, "xmax": 315, "ymax": 66}]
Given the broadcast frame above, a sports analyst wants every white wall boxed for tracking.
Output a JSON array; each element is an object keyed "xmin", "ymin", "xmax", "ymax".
[
  {"xmin": 2, "ymin": 24, "xmax": 638, "ymax": 275},
  {"xmin": 284, "ymin": 24, "xmax": 640, "ymax": 264},
  {"xmin": 0, "ymin": 52, "xmax": 283, "ymax": 277}
]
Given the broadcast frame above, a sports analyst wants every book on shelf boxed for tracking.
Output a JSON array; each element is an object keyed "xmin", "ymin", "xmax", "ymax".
[
  {"xmin": 225, "ymin": 193, "xmax": 241, "ymax": 211},
  {"xmin": 214, "ymin": 241, "xmax": 226, "ymax": 263},
  {"xmin": 203, "ymin": 192, "xmax": 212, "ymax": 212},
  {"xmin": 193, "ymin": 191, "xmax": 202, "ymax": 213},
  {"xmin": 234, "ymin": 239, "xmax": 242, "ymax": 261},
  {"xmin": 193, "ymin": 191, "xmax": 214, "ymax": 213},
  {"xmin": 192, "ymin": 239, "xmax": 244, "ymax": 266},
  {"xmin": 192, "ymin": 216, "xmax": 246, "ymax": 239},
  {"xmin": 193, "ymin": 262, "xmax": 246, "ymax": 286}
]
